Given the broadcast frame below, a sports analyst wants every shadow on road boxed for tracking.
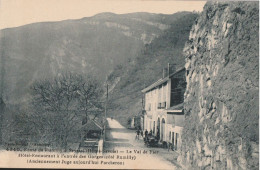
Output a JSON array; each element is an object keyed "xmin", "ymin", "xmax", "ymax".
[
  {"xmin": 106, "ymin": 138, "xmax": 128, "ymax": 142},
  {"xmin": 104, "ymin": 141, "xmax": 133, "ymax": 150},
  {"xmin": 104, "ymin": 128, "xmax": 134, "ymax": 150}
]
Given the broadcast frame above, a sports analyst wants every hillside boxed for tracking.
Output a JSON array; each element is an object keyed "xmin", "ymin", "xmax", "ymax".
[
  {"xmin": 0, "ymin": 12, "xmax": 189, "ymax": 104},
  {"xmin": 107, "ymin": 13, "xmax": 198, "ymax": 126}
]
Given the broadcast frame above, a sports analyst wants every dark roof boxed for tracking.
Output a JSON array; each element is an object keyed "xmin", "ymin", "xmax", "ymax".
[
  {"xmin": 88, "ymin": 114, "xmax": 104, "ymax": 126},
  {"xmin": 141, "ymin": 77, "xmax": 167, "ymax": 93},
  {"xmin": 82, "ymin": 120, "xmax": 103, "ymax": 131},
  {"xmin": 141, "ymin": 67, "xmax": 185, "ymax": 93},
  {"xmin": 81, "ymin": 114, "xmax": 104, "ymax": 131}
]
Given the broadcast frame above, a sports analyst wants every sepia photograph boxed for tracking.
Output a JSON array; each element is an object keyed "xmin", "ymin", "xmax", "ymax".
[{"xmin": 0, "ymin": 0, "xmax": 259, "ymax": 169}]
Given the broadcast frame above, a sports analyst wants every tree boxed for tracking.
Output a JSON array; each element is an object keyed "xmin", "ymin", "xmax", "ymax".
[
  {"xmin": 0, "ymin": 98, "xmax": 5, "ymax": 144},
  {"xmin": 30, "ymin": 72, "xmax": 104, "ymax": 150}
]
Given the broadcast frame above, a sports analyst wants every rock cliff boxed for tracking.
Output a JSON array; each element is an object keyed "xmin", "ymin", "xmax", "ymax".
[{"xmin": 181, "ymin": 2, "xmax": 259, "ymax": 169}]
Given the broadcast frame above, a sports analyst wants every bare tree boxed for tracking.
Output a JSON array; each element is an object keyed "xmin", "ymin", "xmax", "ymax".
[
  {"xmin": 0, "ymin": 98, "xmax": 5, "ymax": 145},
  {"xmin": 30, "ymin": 72, "xmax": 104, "ymax": 151}
]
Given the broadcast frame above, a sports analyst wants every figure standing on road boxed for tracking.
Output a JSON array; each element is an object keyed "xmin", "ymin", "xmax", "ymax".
[
  {"xmin": 144, "ymin": 129, "xmax": 148, "ymax": 138},
  {"xmin": 144, "ymin": 129, "xmax": 148, "ymax": 142},
  {"xmin": 167, "ymin": 142, "xmax": 172, "ymax": 152},
  {"xmin": 149, "ymin": 130, "xmax": 152, "ymax": 136},
  {"xmin": 135, "ymin": 129, "xmax": 140, "ymax": 140},
  {"xmin": 140, "ymin": 130, "xmax": 143, "ymax": 138}
]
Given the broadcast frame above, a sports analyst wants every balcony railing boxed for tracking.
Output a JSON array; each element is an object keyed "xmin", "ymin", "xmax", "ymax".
[
  {"xmin": 157, "ymin": 103, "xmax": 161, "ymax": 109},
  {"xmin": 157, "ymin": 102, "xmax": 166, "ymax": 109}
]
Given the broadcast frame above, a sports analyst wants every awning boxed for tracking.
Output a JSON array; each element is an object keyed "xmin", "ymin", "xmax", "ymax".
[
  {"xmin": 167, "ymin": 103, "xmax": 184, "ymax": 113},
  {"xmin": 166, "ymin": 114, "xmax": 185, "ymax": 127}
]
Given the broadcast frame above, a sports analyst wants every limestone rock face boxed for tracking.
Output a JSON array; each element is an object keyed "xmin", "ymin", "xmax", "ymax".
[{"xmin": 181, "ymin": 2, "xmax": 259, "ymax": 169}]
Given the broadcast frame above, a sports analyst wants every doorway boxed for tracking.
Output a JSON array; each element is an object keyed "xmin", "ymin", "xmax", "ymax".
[
  {"xmin": 161, "ymin": 118, "xmax": 165, "ymax": 141},
  {"xmin": 157, "ymin": 118, "xmax": 160, "ymax": 139},
  {"xmin": 175, "ymin": 133, "xmax": 178, "ymax": 150}
]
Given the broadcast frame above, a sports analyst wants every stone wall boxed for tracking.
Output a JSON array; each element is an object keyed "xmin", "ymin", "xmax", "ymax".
[{"xmin": 180, "ymin": 2, "xmax": 259, "ymax": 170}]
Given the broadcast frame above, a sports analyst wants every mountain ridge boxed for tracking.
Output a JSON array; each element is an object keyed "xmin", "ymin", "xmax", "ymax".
[{"xmin": 0, "ymin": 12, "xmax": 192, "ymax": 104}]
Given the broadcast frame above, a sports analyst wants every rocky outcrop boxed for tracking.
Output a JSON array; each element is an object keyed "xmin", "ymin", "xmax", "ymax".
[{"xmin": 181, "ymin": 2, "xmax": 259, "ymax": 170}]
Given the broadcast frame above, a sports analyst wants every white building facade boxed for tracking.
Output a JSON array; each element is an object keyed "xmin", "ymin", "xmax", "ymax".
[{"xmin": 142, "ymin": 68, "xmax": 185, "ymax": 150}]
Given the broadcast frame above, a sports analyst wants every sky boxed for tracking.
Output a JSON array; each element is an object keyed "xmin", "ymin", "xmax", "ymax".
[{"xmin": 0, "ymin": 0, "xmax": 206, "ymax": 29}]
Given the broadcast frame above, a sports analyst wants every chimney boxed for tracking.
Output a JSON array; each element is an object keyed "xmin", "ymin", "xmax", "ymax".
[
  {"xmin": 168, "ymin": 63, "xmax": 170, "ymax": 76},
  {"xmin": 163, "ymin": 69, "xmax": 165, "ymax": 78},
  {"xmin": 168, "ymin": 63, "xmax": 176, "ymax": 76}
]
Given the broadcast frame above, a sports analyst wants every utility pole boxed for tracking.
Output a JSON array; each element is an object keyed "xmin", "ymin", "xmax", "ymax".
[
  {"xmin": 104, "ymin": 83, "xmax": 108, "ymax": 141},
  {"xmin": 141, "ymin": 95, "xmax": 145, "ymax": 131}
]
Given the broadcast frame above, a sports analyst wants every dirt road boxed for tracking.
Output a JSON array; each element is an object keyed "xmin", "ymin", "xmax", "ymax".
[{"xmin": 103, "ymin": 118, "xmax": 179, "ymax": 169}]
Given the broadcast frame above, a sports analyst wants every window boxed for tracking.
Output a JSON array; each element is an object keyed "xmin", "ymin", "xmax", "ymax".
[
  {"xmin": 148, "ymin": 103, "xmax": 151, "ymax": 111},
  {"xmin": 161, "ymin": 102, "xmax": 166, "ymax": 108},
  {"xmin": 158, "ymin": 103, "xmax": 161, "ymax": 109}
]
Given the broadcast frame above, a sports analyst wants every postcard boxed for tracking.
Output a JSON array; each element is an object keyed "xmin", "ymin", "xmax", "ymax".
[{"xmin": 0, "ymin": 0, "xmax": 258, "ymax": 169}]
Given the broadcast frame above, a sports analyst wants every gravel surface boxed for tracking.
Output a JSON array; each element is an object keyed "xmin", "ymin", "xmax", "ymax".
[{"xmin": 103, "ymin": 118, "xmax": 181, "ymax": 169}]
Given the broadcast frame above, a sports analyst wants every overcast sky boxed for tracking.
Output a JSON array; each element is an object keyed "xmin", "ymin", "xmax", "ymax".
[{"xmin": 0, "ymin": 0, "xmax": 206, "ymax": 29}]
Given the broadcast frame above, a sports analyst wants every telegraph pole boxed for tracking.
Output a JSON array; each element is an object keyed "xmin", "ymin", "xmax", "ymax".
[
  {"xmin": 105, "ymin": 83, "xmax": 108, "ymax": 121},
  {"xmin": 104, "ymin": 83, "xmax": 108, "ymax": 141}
]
